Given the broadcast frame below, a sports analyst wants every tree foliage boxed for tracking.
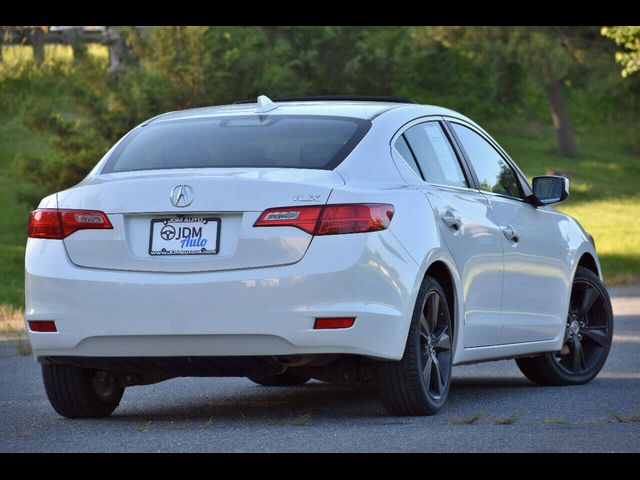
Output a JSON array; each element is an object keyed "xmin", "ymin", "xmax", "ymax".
[
  {"xmin": 601, "ymin": 26, "xmax": 640, "ymax": 78},
  {"xmin": 4, "ymin": 26, "xmax": 639, "ymax": 193}
]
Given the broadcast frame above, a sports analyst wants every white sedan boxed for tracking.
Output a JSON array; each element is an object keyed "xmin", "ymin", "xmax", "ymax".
[{"xmin": 25, "ymin": 95, "xmax": 613, "ymax": 417}]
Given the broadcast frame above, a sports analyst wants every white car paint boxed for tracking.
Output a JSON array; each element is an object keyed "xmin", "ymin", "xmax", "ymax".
[{"xmin": 25, "ymin": 100, "xmax": 601, "ymax": 367}]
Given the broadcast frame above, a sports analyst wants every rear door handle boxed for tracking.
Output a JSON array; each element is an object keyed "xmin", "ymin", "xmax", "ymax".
[
  {"xmin": 502, "ymin": 225, "xmax": 520, "ymax": 243},
  {"xmin": 440, "ymin": 211, "xmax": 462, "ymax": 231}
]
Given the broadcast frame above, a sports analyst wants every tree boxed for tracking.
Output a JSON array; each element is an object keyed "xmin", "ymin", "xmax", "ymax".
[
  {"xmin": 29, "ymin": 27, "xmax": 47, "ymax": 66},
  {"xmin": 61, "ymin": 27, "xmax": 87, "ymax": 61},
  {"xmin": 601, "ymin": 26, "xmax": 640, "ymax": 78},
  {"xmin": 412, "ymin": 26, "xmax": 580, "ymax": 157},
  {"xmin": 105, "ymin": 26, "xmax": 133, "ymax": 75}
]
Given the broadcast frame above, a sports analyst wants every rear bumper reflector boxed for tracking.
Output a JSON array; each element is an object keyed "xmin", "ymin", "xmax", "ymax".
[
  {"xmin": 313, "ymin": 317, "xmax": 356, "ymax": 329},
  {"xmin": 28, "ymin": 321, "xmax": 57, "ymax": 332}
]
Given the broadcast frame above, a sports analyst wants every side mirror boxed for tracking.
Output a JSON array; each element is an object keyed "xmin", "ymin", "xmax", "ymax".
[{"xmin": 530, "ymin": 176, "xmax": 570, "ymax": 206}]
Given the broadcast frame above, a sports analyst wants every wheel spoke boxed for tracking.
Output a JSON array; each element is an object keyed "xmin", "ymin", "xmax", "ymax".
[
  {"xmin": 433, "ymin": 330, "xmax": 450, "ymax": 351},
  {"xmin": 582, "ymin": 327, "xmax": 608, "ymax": 346},
  {"xmin": 572, "ymin": 337, "xmax": 585, "ymax": 374},
  {"xmin": 426, "ymin": 293, "xmax": 440, "ymax": 332},
  {"xmin": 579, "ymin": 284, "xmax": 598, "ymax": 317},
  {"xmin": 432, "ymin": 354, "xmax": 445, "ymax": 397},
  {"xmin": 422, "ymin": 354, "xmax": 433, "ymax": 387},
  {"xmin": 420, "ymin": 312, "xmax": 431, "ymax": 337}
]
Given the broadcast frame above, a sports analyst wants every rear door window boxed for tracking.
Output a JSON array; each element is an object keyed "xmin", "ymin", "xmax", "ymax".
[
  {"xmin": 102, "ymin": 115, "xmax": 371, "ymax": 173},
  {"xmin": 403, "ymin": 122, "xmax": 468, "ymax": 188}
]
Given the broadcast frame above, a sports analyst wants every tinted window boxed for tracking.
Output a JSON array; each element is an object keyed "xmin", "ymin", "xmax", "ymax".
[
  {"xmin": 394, "ymin": 135, "xmax": 422, "ymax": 177},
  {"xmin": 450, "ymin": 123, "xmax": 523, "ymax": 199},
  {"xmin": 403, "ymin": 122, "xmax": 467, "ymax": 188},
  {"xmin": 103, "ymin": 115, "xmax": 371, "ymax": 173}
]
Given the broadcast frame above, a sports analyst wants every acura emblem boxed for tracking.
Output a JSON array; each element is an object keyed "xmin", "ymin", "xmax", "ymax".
[{"xmin": 170, "ymin": 185, "xmax": 194, "ymax": 208}]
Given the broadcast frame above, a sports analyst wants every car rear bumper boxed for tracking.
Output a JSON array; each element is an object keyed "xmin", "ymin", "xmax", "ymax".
[{"xmin": 25, "ymin": 231, "xmax": 418, "ymax": 361}]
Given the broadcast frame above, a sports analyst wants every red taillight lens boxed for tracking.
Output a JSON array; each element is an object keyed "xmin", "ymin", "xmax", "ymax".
[
  {"xmin": 27, "ymin": 209, "xmax": 64, "ymax": 239},
  {"xmin": 28, "ymin": 320, "xmax": 57, "ymax": 332},
  {"xmin": 253, "ymin": 206, "xmax": 323, "ymax": 234},
  {"xmin": 316, "ymin": 203, "xmax": 394, "ymax": 236},
  {"xmin": 254, "ymin": 203, "xmax": 394, "ymax": 236},
  {"xmin": 314, "ymin": 317, "xmax": 356, "ymax": 329},
  {"xmin": 28, "ymin": 209, "xmax": 112, "ymax": 239}
]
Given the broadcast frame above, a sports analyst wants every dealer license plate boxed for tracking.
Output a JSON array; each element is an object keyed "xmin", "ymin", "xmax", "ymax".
[{"xmin": 149, "ymin": 217, "xmax": 220, "ymax": 256}]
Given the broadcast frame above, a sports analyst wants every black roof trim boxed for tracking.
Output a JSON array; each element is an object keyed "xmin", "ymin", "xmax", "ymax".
[{"xmin": 233, "ymin": 95, "xmax": 418, "ymax": 105}]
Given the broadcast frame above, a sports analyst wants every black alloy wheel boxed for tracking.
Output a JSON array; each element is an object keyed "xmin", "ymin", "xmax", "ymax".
[{"xmin": 516, "ymin": 267, "xmax": 614, "ymax": 386}]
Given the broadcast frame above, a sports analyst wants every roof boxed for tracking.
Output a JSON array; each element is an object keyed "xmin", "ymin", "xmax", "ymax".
[{"xmin": 148, "ymin": 100, "xmax": 416, "ymax": 124}]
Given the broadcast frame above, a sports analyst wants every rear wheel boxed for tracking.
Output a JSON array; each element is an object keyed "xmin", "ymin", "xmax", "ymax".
[
  {"xmin": 516, "ymin": 267, "xmax": 613, "ymax": 386},
  {"xmin": 247, "ymin": 372, "xmax": 310, "ymax": 386},
  {"xmin": 377, "ymin": 275, "xmax": 453, "ymax": 416},
  {"xmin": 42, "ymin": 364, "xmax": 124, "ymax": 418}
]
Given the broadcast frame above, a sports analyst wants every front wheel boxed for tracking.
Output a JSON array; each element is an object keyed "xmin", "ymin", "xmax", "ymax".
[
  {"xmin": 377, "ymin": 275, "xmax": 453, "ymax": 416},
  {"xmin": 516, "ymin": 267, "xmax": 614, "ymax": 386},
  {"xmin": 42, "ymin": 364, "xmax": 124, "ymax": 418}
]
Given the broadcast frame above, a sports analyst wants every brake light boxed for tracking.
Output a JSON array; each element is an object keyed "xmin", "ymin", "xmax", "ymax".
[
  {"xmin": 28, "ymin": 209, "xmax": 112, "ymax": 239},
  {"xmin": 254, "ymin": 203, "xmax": 394, "ymax": 235},
  {"xmin": 317, "ymin": 204, "xmax": 394, "ymax": 235}
]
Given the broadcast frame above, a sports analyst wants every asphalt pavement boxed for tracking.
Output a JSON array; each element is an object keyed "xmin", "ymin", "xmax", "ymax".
[{"xmin": 1, "ymin": 286, "xmax": 639, "ymax": 452}]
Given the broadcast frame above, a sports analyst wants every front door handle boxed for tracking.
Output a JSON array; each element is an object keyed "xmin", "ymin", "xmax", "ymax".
[
  {"xmin": 441, "ymin": 211, "xmax": 462, "ymax": 231},
  {"xmin": 502, "ymin": 225, "xmax": 520, "ymax": 243}
]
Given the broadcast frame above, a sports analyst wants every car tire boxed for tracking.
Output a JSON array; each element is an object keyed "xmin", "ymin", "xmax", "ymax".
[
  {"xmin": 377, "ymin": 275, "xmax": 453, "ymax": 416},
  {"xmin": 42, "ymin": 364, "xmax": 124, "ymax": 418},
  {"xmin": 247, "ymin": 372, "xmax": 311, "ymax": 386},
  {"xmin": 516, "ymin": 267, "xmax": 614, "ymax": 386}
]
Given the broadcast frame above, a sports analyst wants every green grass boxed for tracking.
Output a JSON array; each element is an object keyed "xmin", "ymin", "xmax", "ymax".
[
  {"xmin": 493, "ymin": 416, "xmax": 518, "ymax": 425},
  {"xmin": 451, "ymin": 413, "xmax": 484, "ymax": 425},
  {"xmin": 611, "ymin": 413, "xmax": 640, "ymax": 423},
  {"xmin": 0, "ymin": 45, "xmax": 108, "ymax": 75}
]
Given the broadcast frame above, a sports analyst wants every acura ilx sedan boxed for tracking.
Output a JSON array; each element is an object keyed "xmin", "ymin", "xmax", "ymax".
[{"xmin": 25, "ymin": 95, "xmax": 613, "ymax": 417}]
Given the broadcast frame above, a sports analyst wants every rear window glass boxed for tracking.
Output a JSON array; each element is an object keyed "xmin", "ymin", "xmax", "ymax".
[{"xmin": 102, "ymin": 115, "xmax": 371, "ymax": 173}]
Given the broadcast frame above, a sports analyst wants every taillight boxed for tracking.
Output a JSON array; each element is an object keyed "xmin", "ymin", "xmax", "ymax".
[
  {"xmin": 253, "ymin": 206, "xmax": 323, "ymax": 234},
  {"xmin": 254, "ymin": 203, "xmax": 394, "ymax": 235},
  {"xmin": 28, "ymin": 209, "xmax": 113, "ymax": 239},
  {"xmin": 316, "ymin": 204, "xmax": 394, "ymax": 235}
]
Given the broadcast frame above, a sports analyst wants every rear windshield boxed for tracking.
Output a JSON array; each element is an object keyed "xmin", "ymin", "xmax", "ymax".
[{"xmin": 102, "ymin": 115, "xmax": 371, "ymax": 173}]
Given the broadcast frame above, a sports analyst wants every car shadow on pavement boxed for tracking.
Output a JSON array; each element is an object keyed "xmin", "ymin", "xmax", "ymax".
[{"xmin": 107, "ymin": 375, "xmax": 540, "ymax": 422}]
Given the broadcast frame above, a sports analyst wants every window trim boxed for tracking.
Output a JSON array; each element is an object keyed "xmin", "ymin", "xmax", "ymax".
[
  {"xmin": 390, "ymin": 116, "xmax": 474, "ymax": 191},
  {"xmin": 445, "ymin": 118, "xmax": 530, "ymax": 203}
]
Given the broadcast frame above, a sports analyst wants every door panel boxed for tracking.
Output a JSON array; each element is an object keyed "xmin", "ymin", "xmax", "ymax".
[
  {"xmin": 424, "ymin": 186, "xmax": 505, "ymax": 347},
  {"xmin": 448, "ymin": 120, "xmax": 567, "ymax": 344},
  {"xmin": 400, "ymin": 120, "xmax": 505, "ymax": 348},
  {"xmin": 484, "ymin": 196, "xmax": 567, "ymax": 343}
]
